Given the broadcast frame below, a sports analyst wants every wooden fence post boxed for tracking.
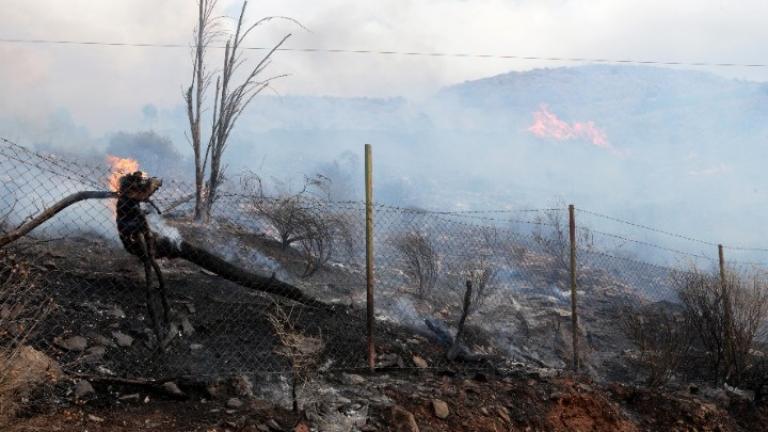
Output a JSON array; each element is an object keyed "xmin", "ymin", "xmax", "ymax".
[
  {"xmin": 365, "ymin": 144, "xmax": 376, "ymax": 370},
  {"xmin": 569, "ymin": 204, "xmax": 579, "ymax": 372}
]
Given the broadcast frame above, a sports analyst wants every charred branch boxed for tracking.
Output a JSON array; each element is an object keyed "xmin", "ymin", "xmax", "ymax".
[{"xmin": 0, "ymin": 191, "xmax": 116, "ymax": 249}]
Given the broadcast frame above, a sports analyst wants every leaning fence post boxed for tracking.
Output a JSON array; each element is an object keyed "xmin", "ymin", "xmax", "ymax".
[
  {"xmin": 569, "ymin": 204, "xmax": 579, "ymax": 372},
  {"xmin": 365, "ymin": 144, "xmax": 376, "ymax": 370}
]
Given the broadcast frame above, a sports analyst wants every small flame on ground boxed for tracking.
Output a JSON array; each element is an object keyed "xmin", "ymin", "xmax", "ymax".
[{"xmin": 106, "ymin": 155, "xmax": 140, "ymax": 192}]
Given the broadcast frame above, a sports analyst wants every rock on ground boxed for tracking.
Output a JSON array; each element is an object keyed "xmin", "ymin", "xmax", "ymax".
[
  {"xmin": 74, "ymin": 380, "xmax": 95, "ymax": 399},
  {"xmin": 389, "ymin": 405, "xmax": 419, "ymax": 432},
  {"xmin": 432, "ymin": 399, "xmax": 450, "ymax": 419},
  {"xmin": 226, "ymin": 398, "xmax": 244, "ymax": 409},
  {"xmin": 412, "ymin": 356, "xmax": 428, "ymax": 369},
  {"xmin": 3, "ymin": 345, "xmax": 63, "ymax": 386},
  {"xmin": 111, "ymin": 331, "xmax": 134, "ymax": 347},
  {"xmin": 53, "ymin": 335, "xmax": 88, "ymax": 352}
]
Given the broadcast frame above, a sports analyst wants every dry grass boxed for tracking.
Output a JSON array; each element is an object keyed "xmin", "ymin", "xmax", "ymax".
[
  {"xmin": 267, "ymin": 303, "xmax": 324, "ymax": 413},
  {"xmin": 0, "ymin": 251, "xmax": 55, "ymax": 426}
]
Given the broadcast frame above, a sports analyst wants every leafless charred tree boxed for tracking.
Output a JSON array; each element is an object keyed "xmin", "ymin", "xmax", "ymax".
[
  {"xmin": 532, "ymin": 205, "xmax": 593, "ymax": 285},
  {"xmin": 186, "ymin": 0, "xmax": 297, "ymax": 222},
  {"xmin": 673, "ymin": 267, "xmax": 768, "ymax": 386},
  {"xmin": 463, "ymin": 257, "xmax": 498, "ymax": 315},
  {"xmin": 447, "ymin": 280, "xmax": 473, "ymax": 361},
  {"xmin": 394, "ymin": 231, "xmax": 440, "ymax": 299},
  {"xmin": 446, "ymin": 253, "xmax": 498, "ymax": 312},
  {"xmin": 242, "ymin": 173, "xmax": 353, "ymax": 278}
]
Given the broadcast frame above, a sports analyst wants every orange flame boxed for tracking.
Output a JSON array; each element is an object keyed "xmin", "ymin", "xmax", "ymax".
[
  {"xmin": 106, "ymin": 155, "xmax": 139, "ymax": 192},
  {"xmin": 528, "ymin": 104, "xmax": 624, "ymax": 156}
]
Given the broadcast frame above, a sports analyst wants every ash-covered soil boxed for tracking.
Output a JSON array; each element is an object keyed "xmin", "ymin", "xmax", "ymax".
[
  {"xmin": 8, "ymin": 367, "xmax": 768, "ymax": 432},
  {"xmin": 5, "ymin": 232, "xmax": 768, "ymax": 431},
  {"xmin": 16, "ymin": 233, "xmax": 475, "ymax": 380}
]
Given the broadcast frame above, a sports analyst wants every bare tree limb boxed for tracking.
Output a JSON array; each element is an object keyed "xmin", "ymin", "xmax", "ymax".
[{"xmin": 0, "ymin": 191, "xmax": 116, "ymax": 249}]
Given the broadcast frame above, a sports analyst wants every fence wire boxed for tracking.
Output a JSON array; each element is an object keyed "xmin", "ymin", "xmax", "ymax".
[{"xmin": 0, "ymin": 139, "xmax": 765, "ymax": 387}]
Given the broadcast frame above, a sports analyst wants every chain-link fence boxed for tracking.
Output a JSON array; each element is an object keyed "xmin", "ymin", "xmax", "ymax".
[{"xmin": 1, "ymin": 138, "xmax": 767, "ymax": 391}]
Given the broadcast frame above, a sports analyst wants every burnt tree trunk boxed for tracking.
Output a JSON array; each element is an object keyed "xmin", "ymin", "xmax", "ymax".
[
  {"xmin": 154, "ymin": 236, "xmax": 325, "ymax": 308},
  {"xmin": 447, "ymin": 280, "xmax": 473, "ymax": 361}
]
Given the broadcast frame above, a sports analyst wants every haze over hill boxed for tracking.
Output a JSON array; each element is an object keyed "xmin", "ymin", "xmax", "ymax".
[{"xmin": 7, "ymin": 64, "xmax": 768, "ymax": 260}]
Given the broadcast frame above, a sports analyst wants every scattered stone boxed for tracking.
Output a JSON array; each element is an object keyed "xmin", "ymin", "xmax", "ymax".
[
  {"xmin": 389, "ymin": 405, "xmax": 419, "ymax": 432},
  {"xmin": 341, "ymin": 373, "xmax": 366, "ymax": 386},
  {"xmin": 108, "ymin": 306, "xmax": 126, "ymax": 319},
  {"xmin": 87, "ymin": 414, "xmax": 105, "ymax": 423},
  {"xmin": 294, "ymin": 423, "xmax": 310, "ymax": 432},
  {"xmin": 549, "ymin": 391, "xmax": 567, "ymax": 401},
  {"xmin": 725, "ymin": 384, "xmax": 755, "ymax": 401},
  {"xmin": 412, "ymin": 355, "xmax": 428, "ymax": 369},
  {"xmin": 226, "ymin": 397, "xmax": 244, "ymax": 409},
  {"xmin": 702, "ymin": 387, "xmax": 730, "ymax": 405},
  {"xmin": 96, "ymin": 365, "xmax": 116, "ymax": 376},
  {"xmin": 377, "ymin": 352, "xmax": 404, "ymax": 368},
  {"xmin": 119, "ymin": 393, "xmax": 140, "ymax": 401},
  {"xmin": 5, "ymin": 345, "xmax": 63, "ymax": 386},
  {"xmin": 74, "ymin": 380, "xmax": 95, "ymax": 399},
  {"xmin": 497, "ymin": 406, "xmax": 511, "ymax": 423},
  {"xmin": 81, "ymin": 346, "xmax": 106, "ymax": 363},
  {"xmin": 86, "ymin": 346, "xmax": 106, "ymax": 356},
  {"xmin": 181, "ymin": 317, "xmax": 195, "ymax": 335},
  {"xmin": 168, "ymin": 321, "xmax": 181, "ymax": 336},
  {"xmin": 190, "ymin": 343, "xmax": 204, "ymax": 350},
  {"xmin": 54, "ymin": 335, "xmax": 88, "ymax": 352},
  {"xmin": 232, "ymin": 374, "xmax": 254, "ymax": 398},
  {"xmin": 111, "ymin": 331, "xmax": 134, "ymax": 348},
  {"xmin": 89, "ymin": 333, "xmax": 117, "ymax": 348},
  {"xmin": 265, "ymin": 419, "xmax": 282, "ymax": 431},
  {"xmin": 162, "ymin": 382, "xmax": 185, "ymax": 397},
  {"xmin": 256, "ymin": 425, "xmax": 270, "ymax": 432},
  {"xmin": 432, "ymin": 399, "xmax": 450, "ymax": 419},
  {"xmin": 207, "ymin": 381, "xmax": 225, "ymax": 399},
  {"xmin": 249, "ymin": 399, "xmax": 273, "ymax": 411}
]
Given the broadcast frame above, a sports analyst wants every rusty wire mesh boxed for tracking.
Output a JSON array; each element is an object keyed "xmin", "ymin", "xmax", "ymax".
[{"xmin": 1, "ymin": 138, "xmax": 766, "ymax": 386}]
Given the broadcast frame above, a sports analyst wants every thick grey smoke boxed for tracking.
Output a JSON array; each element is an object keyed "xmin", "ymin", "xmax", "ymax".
[
  {"xmin": 7, "ymin": 65, "xmax": 768, "ymax": 265},
  {"xmin": 107, "ymin": 131, "xmax": 187, "ymax": 180}
]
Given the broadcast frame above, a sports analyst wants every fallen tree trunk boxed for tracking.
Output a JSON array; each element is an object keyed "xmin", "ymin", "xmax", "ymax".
[
  {"xmin": 0, "ymin": 191, "xmax": 117, "ymax": 249},
  {"xmin": 0, "ymin": 190, "xmax": 325, "ymax": 308},
  {"xmin": 155, "ymin": 236, "xmax": 326, "ymax": 308}
]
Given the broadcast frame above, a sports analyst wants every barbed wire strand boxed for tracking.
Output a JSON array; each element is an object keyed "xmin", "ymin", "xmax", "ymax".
[{"xmin": 0, "ymin": 37, "xmax": 766, "ymax": 69}]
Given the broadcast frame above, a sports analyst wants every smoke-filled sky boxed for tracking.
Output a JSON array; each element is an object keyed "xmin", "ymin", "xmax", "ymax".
[
  {"xmin": 2, "ymin": 0, "xmax": 768, "ymax": 133},
  {"xmin": 4, "ymin": 0, "xmax": 768, "ymax": 259}
]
